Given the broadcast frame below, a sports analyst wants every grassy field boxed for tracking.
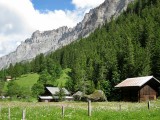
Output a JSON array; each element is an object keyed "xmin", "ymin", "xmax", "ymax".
[
  {"xmin": 15, "ymin": 73, "xmax": 39, "ymax": 87},
  {"xmin": 3, "ymin": 68, "xmax": 70, "ymax": 91},
  {"xmin": 0, "ymin": 100, "xmax": 160, "ymax": 120},
  {"xmin": 3, "ymin": 73, "xmax": 39, "ymax": 92},
  {"xmin": 3, "ymin": 68, "xmax": 70, "ymax": 93}
]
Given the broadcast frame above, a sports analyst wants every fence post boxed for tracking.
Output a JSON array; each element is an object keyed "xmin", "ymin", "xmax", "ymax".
[
  {"xmin": 148, "ymin": 101, "xmax": 150, "ymax": 110},
  {"xmin": 22, "ymin": 109, "xmax": 26, "ymax": 120},
  {"xmin": 0, "ymin": 105, "xmax": 1, "ymax": 117},
  {"xmin": 62, "ymin": 105, "xmax": 64, "ymax": 118},
  {"xmin": 88, "ymin": 100, "xmax": 92, "ymax": 116},
  {"xmin": 119, "ymin": 104, "xmax": 121, "ymax": 111},
  {"xmin": 8, "ymin": 108, "xmax": 10, "ymax": 120}
]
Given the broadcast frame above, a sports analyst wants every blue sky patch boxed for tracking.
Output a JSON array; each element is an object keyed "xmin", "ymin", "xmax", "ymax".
[{"xmin": 31, "ymin": 0, "xmax": 75, "ymax": 11}]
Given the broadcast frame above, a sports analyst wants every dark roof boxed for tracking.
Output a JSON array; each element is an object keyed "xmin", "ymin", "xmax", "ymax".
[{"xmin": 115, "ymin": 76, "xmax": 160, "ymax": 87}]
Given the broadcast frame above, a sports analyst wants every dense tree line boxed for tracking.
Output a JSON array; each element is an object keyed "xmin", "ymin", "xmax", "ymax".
[
  {"xmin": 49, "ymin": 0, "xmax": 160, "ymax": 100},
  {"xmin": 0, "ymin": 54, "xmax": 62, "ymax": 98},
  {"xmin": 0, "ymin": 0, "xmax": 160, "ymax": 100},
  {"xmin": 31, "ymin": 57, "xmax": 62, "ymax": 97}
]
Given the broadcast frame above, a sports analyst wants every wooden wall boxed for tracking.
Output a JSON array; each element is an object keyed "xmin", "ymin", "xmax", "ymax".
[
  {"xmin": 140, "ymin": 85, "xmax": 157, "ymax": 102},
  {"xmin": 121, "ymin": 85, "xmax": 157, "ymax": 102},
  {"xmin": 119, "ymin": 78, "xmax": 160, "ymax": 102}
]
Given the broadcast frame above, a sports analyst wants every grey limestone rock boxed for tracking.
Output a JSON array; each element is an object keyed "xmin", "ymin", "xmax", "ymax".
[{"xmin": 0, "ymin": 0, "xmax": 134, "ymax": 69}]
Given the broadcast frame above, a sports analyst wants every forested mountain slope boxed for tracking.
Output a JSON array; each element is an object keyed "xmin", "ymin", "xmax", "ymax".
[
  {"xmin": 49, "ymin": 0, "xmax": 160, "ymax": 99},
  {"xmin": 0, "ymin": 0, "xmax": 134, "ymax": 70}
]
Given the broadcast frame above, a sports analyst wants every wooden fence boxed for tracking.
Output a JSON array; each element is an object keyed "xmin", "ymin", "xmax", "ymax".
[{"xmin": 0, "ymin": 101, "xmax": 153, "ymax": 119}]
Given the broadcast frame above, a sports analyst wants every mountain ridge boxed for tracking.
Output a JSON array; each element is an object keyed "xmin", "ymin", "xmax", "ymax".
[{"xmin": 0, "ymin": 0, "xmax": 134, "ymax": 70}]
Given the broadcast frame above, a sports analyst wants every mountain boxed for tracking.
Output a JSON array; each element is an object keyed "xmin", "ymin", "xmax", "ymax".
[{"xmin": 0, "ymin": 0, "xmax": 134, "ymax": 70}]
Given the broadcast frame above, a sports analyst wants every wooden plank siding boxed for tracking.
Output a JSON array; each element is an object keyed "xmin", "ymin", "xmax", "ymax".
[
  {"xmin": 140, "ymin": 85, "xmax": 157, "ymax": 102},
  {"xmin": 121, "ymin": 84, "xmax": 158, "ymax": 102}
]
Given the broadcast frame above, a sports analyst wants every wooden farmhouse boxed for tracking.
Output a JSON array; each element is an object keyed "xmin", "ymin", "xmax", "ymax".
[
  {"xmin": 115, "ymin": 76, "xmax": 160, "ymax": 102},
  {"xmin": 39, "ymin": 87, "xmax": 73, "ymax": 102}
]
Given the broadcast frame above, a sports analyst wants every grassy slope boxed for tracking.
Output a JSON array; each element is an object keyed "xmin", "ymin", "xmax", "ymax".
[
  {"xmin": 3, "ymin": 68, "xmax": 70, "ymax": 92},
  {"xmin": 54, "ymin": 68, "xmax": 71, "ymax": 87},
  {"xmin": 3, "ymin": 73, "xmax": 39, "ymax": 92},
  {"xmin": 15, "ymin": 73, "xmax": 39, "ymax": 88},
  {"xmin": 13, "ymin": 68, "xmax": 71, "ymax": 88}
]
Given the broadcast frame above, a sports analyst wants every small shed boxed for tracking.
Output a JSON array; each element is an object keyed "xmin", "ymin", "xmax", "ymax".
[
  {"xmin": 39, "ymin": 87, "xmax": 73, "ymax": 102},
  {"xmin": 115, "ymin": 76, "xmax": 160, "ymax": 102}
]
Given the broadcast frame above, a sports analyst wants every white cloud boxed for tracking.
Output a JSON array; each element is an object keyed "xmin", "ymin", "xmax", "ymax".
[
  {"xmin": 72, "ymin": 0, "xmax": 105, "ymax": 9},
  {"xmin": 0, "ymin": 0, "xmax": 105, "ymax": 57}
]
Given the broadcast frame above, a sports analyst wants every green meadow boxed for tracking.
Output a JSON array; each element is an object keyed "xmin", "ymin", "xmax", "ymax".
[
  {"xmin": 3, "ymin": 68, "xmax": 70, "ymax": 93},
  {"xmin": 15, "ymin": 73, "xmax": 39, "ymax": 88},
  {"xmin": 0, "ymin": 100, "xmax": 160, "ymax": 120},
  {"xmin": 3, "ymin": 73, "xmax": 39, "ymax": 92}
]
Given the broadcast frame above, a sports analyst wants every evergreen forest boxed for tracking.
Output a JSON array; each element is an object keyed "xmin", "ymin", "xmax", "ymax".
[{"xmin": 0, "ymin": 0, "xmax": 160, "ymax": 100}]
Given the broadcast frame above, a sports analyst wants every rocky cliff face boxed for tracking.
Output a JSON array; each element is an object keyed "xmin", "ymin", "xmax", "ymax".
[{"xmin": 0, "ymin": 0, "xmax": 134, "ymax": 69}]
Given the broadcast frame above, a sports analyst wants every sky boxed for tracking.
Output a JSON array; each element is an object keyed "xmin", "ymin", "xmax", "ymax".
[{"xmin": 0, "ymin": 0, "xmax": 105, "ymax": 57}]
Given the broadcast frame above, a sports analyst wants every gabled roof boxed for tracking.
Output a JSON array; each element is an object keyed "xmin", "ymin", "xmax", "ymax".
[
  {"xmin": 115, "ymin": 76, "xmax": 160, "ymax": 87},
  {"xmin": 46, "ymin": 87, "xmax": 70, "ymax": 95}
]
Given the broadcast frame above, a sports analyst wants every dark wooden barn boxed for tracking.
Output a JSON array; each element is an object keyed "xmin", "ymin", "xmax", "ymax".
[{"xmin": 115, "ymin": 76, "xmax": 160, "ymax": 102}]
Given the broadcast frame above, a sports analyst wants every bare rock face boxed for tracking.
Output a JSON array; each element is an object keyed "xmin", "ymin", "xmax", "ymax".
[{"xmin": 0, "ymin": 0, "xmax": 134, "ymax": 69}]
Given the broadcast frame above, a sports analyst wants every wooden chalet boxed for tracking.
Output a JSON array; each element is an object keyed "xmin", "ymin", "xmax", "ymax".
[
  {"xmin": 115, "ymin": 76, "xmax": 160, "ymax": 102},
  {"xmin": 39, "ymin": 87, "xmax": 73, "ymax": 102}
]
